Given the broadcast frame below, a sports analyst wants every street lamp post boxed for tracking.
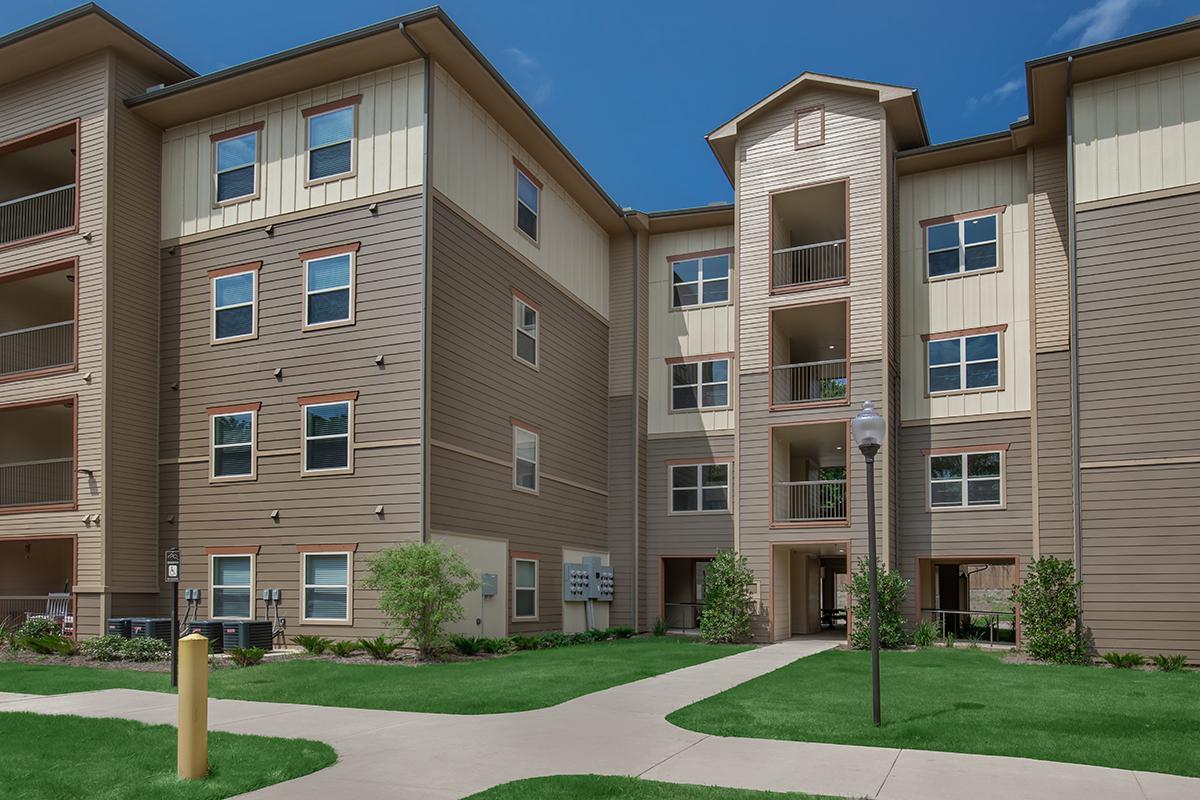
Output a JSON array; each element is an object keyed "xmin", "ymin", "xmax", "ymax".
[{"xmin": 850, "ymin": 400, "xmax": 886, "ymax": 728}]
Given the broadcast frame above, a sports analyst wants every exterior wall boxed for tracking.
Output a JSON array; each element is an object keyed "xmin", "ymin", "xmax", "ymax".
[
  {"xmin": 432, "ymin": 65, "xmax": 609, "ymax": 318},
  {"xmin": 897, "ymin": 155, "xmax": 1032, "ymax": 422},
  {"xmin": 1031, "ymin": 144, "xmax": 1070, "ymax": 352},
  {"xmin": 158, "ymin": 196, "xmax": 423, "ymax": 638},
  {"xmin": 433, "ymin": 530, "xmax": 508, "ymax": 638},
  {"xmin": 647, "ymin": 225, "xmax": 736, "ymax": 434},
  {"xmin": 161, "ymin": 62, "xmax": 425, "ymax": 240},
  {"xmin": 1034, "ymin": 351, "xmax": 1074, "ymax": 560},
  {"xmin": 428, "ymin": 199, "xmax": 609, "ymax": 633},
  {"xmin": 1073, "ymin": 58, "xmax": 1200, "ymax": 205}
]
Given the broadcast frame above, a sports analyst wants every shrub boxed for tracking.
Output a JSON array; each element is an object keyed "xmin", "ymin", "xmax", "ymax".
[
  {"xmin": 1153, "ymin": 654, "xmax": 1188, "ymax": 672},
  {"xmin": 357, "ymin": 635, "xmax": 400, "ymax": 660},
  {"xmin": 363, "ymin": 542, "xmax": 480, "ymax": 661},
  {"xmin": 538, "ymin": 631, "xmax": 568, "ymax": 649},
  {"xmin": 1101, "ymin": 651, "xmax": 1145, "ymax": 669},
  {"xmin": 566, "ymin": 632, "xmax": 591, "ymax": 646},
  {"xmin": 18, "ymin": 634, "xmax": 76, "ymax": 656},
  {"xmin": 16, "ymin": 618, "xmax": 61, "ymax": 638},
  {"xmin": 228, "ymin": 646, "xmax": 266, "ymax": 667},
  {"xmin": 450, "ymin": 635, "xmax": 483, "ymax": 656},
  {"xmin": 912, "ymin": 619, "xmax": 939, "ymax": 649},
  {"xmin": 848, "ymin": 559, "xmax": 909, "ymax": 650},
  {"xmin": 80, "ymin": 635, "xmax": 127, "ymax": 662},
  {"xmin": 699, "ymin": 550, "xmax": 756, "ymax": 644},
  {"xmin": 606, "ymin": 626, "xmax": 635, "ymax": 639},
  {"xmin": 478, "ymin": 636, "xmax": 515, "ymax": 655},
  {"xmin": 652, "ymin": 618, "xmax": 667, "ymax": 637},
  {"xmin": 510, "ymin": 634, "xmax": 542, "ymax": 651},
  {"xmin": 1011, "ymin": 556, "xmax": 1087, "ymax": 665},
  {"xmin": 121, "ymin": 637, "xmax": 170, "ymax": 662},
  {"xmin": 329, "ymin": 640, "xmax": 360, "ymax": 658},
  {"xmin": 293, "ymin": 634, "xmax": 333, "ymax": 656}
]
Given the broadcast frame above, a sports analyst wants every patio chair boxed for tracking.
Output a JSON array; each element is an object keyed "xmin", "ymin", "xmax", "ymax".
[{"xmin": 26, "ymin": 592, "xmax": 73, "ymax": 636}]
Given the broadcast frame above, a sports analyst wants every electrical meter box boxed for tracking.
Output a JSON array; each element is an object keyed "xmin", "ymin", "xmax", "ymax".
[
  {"xmin": 562, "ymin": 556, "xmax": 614, "ymax": 602},
  {"xmin": 588, "ymin": 564, "xmax": 615, "ymax": 601},
  {"xmin": 481, "ymin": 573, "xmax": 498, "ymax": 597},
  {"xmin": 106, "ymin": 618, "xmax": 132, "ymax": 638},
  {"xmin": 562, "ymin": 563, "xmax": 590, "ymax": 601}
]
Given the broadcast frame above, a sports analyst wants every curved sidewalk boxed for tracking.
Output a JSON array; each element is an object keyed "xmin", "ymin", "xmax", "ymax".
[{"xmin": 1, "ymin": 638, "xmax": 1196, "ymax": 800}]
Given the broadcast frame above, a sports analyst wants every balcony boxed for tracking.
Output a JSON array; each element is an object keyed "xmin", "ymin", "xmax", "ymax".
[
  {"xmin": 0, "ymin": 263, "xmax": 76, "ymax": 379},
  {"xmin": 770, "ymin": 300, "xmax": 847, "ymax": 407},
  {"xmin": 0, "ymin": 399, "xmax": 75, "ymax": 510},
  {"xmin": 0, "ymin": 122, "xmax": 77, "ymax": 248},
  {"xmin": 0, "ymin": 537, "xmax": 74, "ymax": 627},
  {"xmin": 770, "ymin": 179, "xmax": 847, "ymax": 291},
  {"xmin": 772, "ymin": 421, "xmax": 847, "ymax": 525}
]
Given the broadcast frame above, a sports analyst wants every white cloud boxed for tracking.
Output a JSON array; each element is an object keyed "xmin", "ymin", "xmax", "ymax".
[
  {"xmin": 1052, "ymin": 0, "xmax": 1143, "ymax": 48},
  {"xmin": 967, "ymin": 77, "xmax": 1025, "ymax": 110},
  {"xmin": 503, "ymin": 46, "xmax": 553, "ymax": 105}
]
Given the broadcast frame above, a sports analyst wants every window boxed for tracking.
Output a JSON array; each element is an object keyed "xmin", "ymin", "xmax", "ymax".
[
  {"xmin": 927, "ymin": 332, "xmax": 1000, "ymax": 394},
  {"xmin": 303, "ymin": 552, "xmax": 351, "ymax": 622},
  {"xmin": 304, "ymin": 251, "xmax": 354, "ymax": 328},
  {"xmin": 514, "ymin": 558, "xmax": 538, "ymax": 619},
  {"xmin": 213, "ymin": 129, "xmax": 259, "ymax": 204},
  {"xmin": 671, "ymin": 358, "xmax": 730, "ymax": 410},
  {"xmin": 306, "ymin": 105, "xmax": 355, "ymax": 182},
  {"xmin": 211, "ymin": 555, "xmax": 253, "ymax": 619},
  {"xmin": 302, "ymin": 400, "xmax": 352, "ymax": 474},
  {"xmin": 929, "ymin": 451, "xmax": 1003, "ymax": 509},
  {"xmin": 671, "ymin": 463, "xmax": 730, "ymax": 513},
  {"xmin": 513, "ymin": 424, "xmax": 539, "ymax": 493},
  {"xmin": 211, "ymin": 411, "xmax": 255, "ymax": 480},
  {"xmin": 671, "ymin": 252, "xmax": 730, "ymax": 309},
  {"xmin": 211, "ymin": 268, "xmax": 257, "ymax": 342},
  {"xmin": 515, "ymin": 164, "xmax": 540, "ymax": 242},
  {"xmin": 513, "ymin": 295, "xmax": 539, "ymax": 367},
  {"xmin": 926, "ymin": 213, "xmax": 999, "ymax": 278}
]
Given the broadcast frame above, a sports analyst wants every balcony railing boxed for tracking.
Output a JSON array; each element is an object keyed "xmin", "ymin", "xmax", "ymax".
[
  {"xmin": 772, "ymin": 239, "xmax": 846, "ymax": 289},
  {"xmin": 774, "ymin": 479, "xmax": 847, "ymax": 523},
  {"xmin": 0, "ymin": 321, "xmax": 74, "ymax": 377},
  {"xmin": 0, "ymin": 457, "xmax": 73, "ymax": 508},
  {"xmin": 772, "ymin": 358, "xmax": 847, "ymax": 405},
  {"xmin": 0, "ymin": 184, "xmax": 76, "ymax": 246}
]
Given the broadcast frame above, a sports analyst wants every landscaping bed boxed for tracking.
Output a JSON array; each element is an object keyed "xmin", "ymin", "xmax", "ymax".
[{"xmin": 466, "ymin": 775, "xmax": 836, "ymax": 799}]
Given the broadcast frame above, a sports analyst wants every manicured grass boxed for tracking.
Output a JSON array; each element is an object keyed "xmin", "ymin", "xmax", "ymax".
[
  {"xmin": 466, "ymin": 775, "xmax": 836, "ymax": 799},
  {"xmin": 0, "ymin": 711, "xmax": 335, "ymax": 799},
  {"xmin": 0, "ymin": 638, "xmax": 751, "ymax": 714},
  {"xmin": 668, "ymin": 647, "xmax": 1200, "ymax": 777}
]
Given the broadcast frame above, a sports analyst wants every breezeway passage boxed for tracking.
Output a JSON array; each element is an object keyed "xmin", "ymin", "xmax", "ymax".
[{"xmin": 2, "ymin": 639, "xmax": 1196, "ymax": 800}]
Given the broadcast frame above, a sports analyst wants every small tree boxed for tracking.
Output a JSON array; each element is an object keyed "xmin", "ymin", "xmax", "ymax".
[
  {"xmin": 848, "ymin": 559, "xmax": 909, "ymax": 650},
  {"xmin": 363, "ymin": 542, "xmax": 479, "ymax": 660},
  {"xmin": 699, "ymin": 550, "xmax": 756, "ymax": 643},
  {"xmin": 1011, "ymin": 556, "xmax": 1086, "ymax": 664}
]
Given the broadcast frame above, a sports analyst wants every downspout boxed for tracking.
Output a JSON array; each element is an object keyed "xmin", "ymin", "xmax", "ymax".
[
  {"xmin": 1065, "ymin": 56, "xmax": 1083, "ymax": 614},
  {"xmin": 400, "ymin": 23, "xmax": 432, "ymax": 543},
  {"xmin": 620, "ymin": 214, "xmax": 640, "ymax": 630}
]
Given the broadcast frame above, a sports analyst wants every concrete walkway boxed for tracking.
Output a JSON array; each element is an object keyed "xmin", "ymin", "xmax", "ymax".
[{"xmin": 1, "ymin": 638, "xmax": 1197, "ymax": 800}]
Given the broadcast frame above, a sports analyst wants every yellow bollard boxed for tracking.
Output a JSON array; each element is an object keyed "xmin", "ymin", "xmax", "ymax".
[{"xmin": 177, "ymin": 633, "xmax": 209, "ymax": 779}]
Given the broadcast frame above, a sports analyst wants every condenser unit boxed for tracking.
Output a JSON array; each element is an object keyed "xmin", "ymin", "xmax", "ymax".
[
  {"xmin": 185, "ymin": 621, "xmax": 225, "ymax": 653},
  {"xmin": 129, "ymin": 618, "xmax": 172, "ymax": 642},
  {"xmin": 220, "ymin": 620, "xmax": 272, "ymax": 650},
  {"xmin": 105, "ymin": 618, "xmax": 132, "ymax": 638}
]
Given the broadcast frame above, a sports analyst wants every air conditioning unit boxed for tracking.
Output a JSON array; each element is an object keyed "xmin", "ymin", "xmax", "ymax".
[
  {"xmin": 129, "ymin": 617, "xmax": 172, "ymax": 642},
  {"xmin": 185, "ymin": 621, "xmax": 225, "ymax": 653},
  {"xmin": 221, "ymin": 620, "xmax": 272, "ymax": 650},
  {"xmin": 105, "ymin": 618, "xmax": 132, "ymax": 638}
]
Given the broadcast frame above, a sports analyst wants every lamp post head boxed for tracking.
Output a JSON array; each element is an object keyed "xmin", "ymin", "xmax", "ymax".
[{"xmin": 851, "ymin": 400, "xmax": 886, "ymax": 456}]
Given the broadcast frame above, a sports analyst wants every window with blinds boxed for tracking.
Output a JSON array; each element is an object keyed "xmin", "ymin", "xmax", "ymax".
[
  {"xmin": 303, "ymin": 401, "xmax": 352, "ymax": 474},
  {"xmin": 307, "ymin": 106, "xmax": 355, "ymax": 182},
  {"xmin": 303, "ymin": 552, "xmax": 350, "ymax": 621},
  {"xmin": 211, "ymin": 555, "xmax": 253, "ymax": 619}
]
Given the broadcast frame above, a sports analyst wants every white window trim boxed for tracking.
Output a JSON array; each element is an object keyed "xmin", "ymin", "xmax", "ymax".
[
  {"xmin": 210, "ymin": 269, "xmax": 258, "ymax": 344},
  {"xmin": 512, "ymin": 557, "xmax": 539, "ymax": 621},
  {"xmin": 212, "ymin": 131, "xmax": 260, "ymax": 207},
  {"xmin": 927, "ymin": 450, "xmax": 1006, "ymax": 512},
  {"xmin": 514, "ymin": 165, "xmax": 540, "ymax": 244},
  {"xmin": 926, "ymin": 333, "xmax": 1002, "ymax": 396},
  {"xmin": 301, "ymin": 399, "xmax": 355, "ymax": 476},
  {"xmin": 512, "ymin": 424, "xmax": 539, "ymax": 494},
  {"xmin": 668, "ymin": 462, "xmax": 733, "ymax": 516},
  {"xmin": 300, "ymin": 551, "xmax": 354, "ymax": 625},
  {"xmin": 670, "ymin": 357, "xmax": 732, "ymax": 412},
  {"xmin": 513, "ymin": 294, "xmax": 539, "ymax": 369},
  {"xmin": 209, "ymin": 410, "xmax": 257, "ymax": 483},
  {"xmin": 302, "ymin": 251, "xmax": 356, "ymax": 331},
  {"xmin": 209, "ymin": 553, "xmax": 255, "ymax": 621},
  {"xmin": 305, "ymin": 106, "xmax": 357, "ymax": 185},
  {"xmin": 925, "ymin": 212, "xmax": 1001, "ymax": 279},
  {"xmin": 670, "ymin": 252, "xmax": 732, "ymax": 310}
]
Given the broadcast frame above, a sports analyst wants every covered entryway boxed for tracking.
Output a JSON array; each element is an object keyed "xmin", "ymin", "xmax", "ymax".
[
  {"xmin": 770, "ymin": 540, "xmax": 850, "ymax": 642},
  {"xmin": 916, "ymin": 556, "xmax": 1018, "ymax": 645},
  {"xmin": 0, "ymin": 535, "xmax": 75, "ymax": 628},
  {"xmin": 660, "ymin": 556, "xmax": 711, "ymax": 634}
]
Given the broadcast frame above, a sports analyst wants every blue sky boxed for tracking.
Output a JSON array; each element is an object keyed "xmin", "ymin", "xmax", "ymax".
[{"xmin": 3, "ymin": 0, "xmax": 1196, "ymax": 210}]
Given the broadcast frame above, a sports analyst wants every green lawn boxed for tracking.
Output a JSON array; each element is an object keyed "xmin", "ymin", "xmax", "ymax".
[
  {"xmin": 0, "ymin": 711, "xmax": 335, "ymax": 799},
  {"xmin": 466, "ymin": 775, "xmax": 835, "ymax": 799},
  {"xmin": 668, "ymin": 647, "xmax": 1200, "ymax": 777},
  {"xmin": 0, "ymin": 638, "xmax": 750, "ymax": 714}
]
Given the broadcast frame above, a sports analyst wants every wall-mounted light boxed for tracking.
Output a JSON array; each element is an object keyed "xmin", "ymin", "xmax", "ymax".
[
  {"xmin": 76, "ymin": 468, "xmax": 94, "ymax": 477},
  {"xmin": 264, "ymin": 224, "xmax": 275, "ymax": 236},
  {"xmin": 368, "ymin": 202, "xmax": 379, "ymax": 214},
  {"xmin": 170, "ymin": 381, "xmax": 179, "ymax": 391},
  {"xmin": 166, "ymin": 515, "xmax": 176, "ymax": 524},
  {"xmin": 374, "ymin": 354, "xmax": 385, "ymax": 366},
  {"xmin": 167, "ymin": 246, "xmax": 177, "ymax": 256},
  {"xmin": 82, "ymin": 372, "xmax": 92, "ymax": 383},
  {"xmin": 273, "ymin": 367, "xmax": 283, "ymax": 379},
  {"xmin": 269, "ymin": 509, "xmax": 280, "ymax": 521},
  {"xmin": 82, "ymin": 231, "xmax": 93, "ymax": 242},
  {"xmin": 374, "ymin": 505, "xmax": 385, "ymax": 516}
]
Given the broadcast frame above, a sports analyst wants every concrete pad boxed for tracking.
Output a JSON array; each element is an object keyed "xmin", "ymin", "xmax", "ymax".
[{"xmin": 1134, "ymin": 770, "xmax": 1200, "ymax": 800}]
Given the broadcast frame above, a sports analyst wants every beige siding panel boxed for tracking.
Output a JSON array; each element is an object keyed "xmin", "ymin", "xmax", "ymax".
[
  {"xmin": 161, "ymin": 62, "xmax": 425, "ymax": 240},
  {"xmin": 1032, "ymin": 144, "xmax": 1070, "ymax": 352},
  {"xmin": 1073, "ymin": 59, "xmax": 1200, "ymax": 203},
  {"xmin": 647, "ymin": 225, "xmax": 736, "ymax": 435},
  {"xmin": 897, "ymin": 156, "xmax": 1032, "ymax": 422},
  {"xmin": 1035, "ymin": 351, "xmax": 1074, "ymax": 560},
  {"xmin": 432, "ymin": 65, "xmax": 609, "ymax": 318}
]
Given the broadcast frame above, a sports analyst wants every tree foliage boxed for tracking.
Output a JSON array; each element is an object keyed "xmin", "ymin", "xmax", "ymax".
[
  {"xmin": 848, "ymin": 558, "xmax": 909, "ymax": 650},
  {"xmin": 1011, "ymin": 556, "xmax": 1087, "ymax": 664},
  {"xmin": 699, "ymin": 550, "xmax": 757, "ymax": 644}
]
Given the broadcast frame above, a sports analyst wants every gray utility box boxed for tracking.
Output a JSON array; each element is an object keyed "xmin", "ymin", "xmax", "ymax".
[
  {"xmin": 185, "ymin": 621, "xmax": 225, "ymax": 653},
  {"xmin": 562, "ymin": 556, "xmax": 615, "ymax": 602},
  {"xmin": 221, "ymin": 620, "xmax": 273, "ymax": 650},
  {"xmin": 129, "ymin": 618, "xmax": 172, "ymax": 642},
  {"xmin": 105, "ymin": 618, "xmax": 132, "ymax": 638},
  {"xmin": 588, "ymin": 564, "xmax": 615, "ymax": 601}
]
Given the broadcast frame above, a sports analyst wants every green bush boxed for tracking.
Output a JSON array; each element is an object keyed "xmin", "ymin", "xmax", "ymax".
[
  {"xmin": 699, "ymin": 550, "xmax": 756, "ymax": 644},
  {"xmin": 1101, "ymin": 651, "xmax": 1145, "ymax": 669},
  {"xmin": 450, "ymin": 635, "xmax": 483, "ymax": 656},
  {"xmin": 1153, "ymin": 654, "xmax": 1188, "ymax": 672},
  {"xmin": 17, "ymin": 634, "xmax": 76, "ymax": 656},
  {"xmin": 606, "ymin": 626, "xmax": 635, "ymax": 639},
  {"xmin": 478, "ymin": 636, "xmax": 515, "ymax": 655},
  {"xmin": 228, "ymin": 646, "xmax": 266, "ymax": 667},
  {"xmin": 509, "ymin": 634, "xmax": 541, "ymax": 651},
  {"xmin": 912, "ymin": 618, "xmax": 939, "ymax": 649},
  {"xmin": 80, "ymin": 635, "xmax": 127, "ymax": 662},
  {"xmin": 329, "ymin": 640, "xmax": 360, "ymax": 658},
  {"xmin": 363, "ymin": 542, "xmax": 480, "ymax": 660},
  {"xmin": 848, "ymin": 559, "xmax": 909, "ymax": 650},
  {"xmin": 15, "ymin": 618, "xmax": 61, "ymax": 638},
  {"xmin": 538, "ymin": 631, "xmax": 568, "ymax": 649},
  {"xmin": 357, "ymin": 635, "xmax": 400, "ymax": 660},
  {"xmin": 1011, "ymin": 556, "xmax": 1087, "ymax": 664},
  {"xmin": 121, "ymin": 637, "xmax": 170, "ymax": 662},
  {"xmin": 293, "ymin": 634, "xmax": 333, "ymax": 655},
  {"xmin": 652, "ymin": 618, "xmax": 667, "ymax": 637}
]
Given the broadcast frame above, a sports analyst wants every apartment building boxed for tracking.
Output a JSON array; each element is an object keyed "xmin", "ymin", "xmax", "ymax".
[{"xmin": 0, "ymin": 4, "xmax": 1196, "ymax": 661}]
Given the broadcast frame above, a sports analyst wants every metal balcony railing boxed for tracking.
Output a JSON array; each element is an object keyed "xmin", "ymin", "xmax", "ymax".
[
  {"xmin": 772, "ymin": 239, "xmax": 846, "ymax": 289},
  {"xmin": 774, "ymin": 479, "xmax": 847, "ymax": 523},
  {"xmin": 0, "ymin": 184, "xmax": 75, "ymax": 246},
  {"xmin": 772, "ymin": 358, "xmax": 847, "ymax": 405},
  {"xmin": 0, "ymin": 321, "xmax": 74, "ymax": 377},
  {"xmin": 0, "ymin": 457, "xmax": 74, "ymax": 507}
]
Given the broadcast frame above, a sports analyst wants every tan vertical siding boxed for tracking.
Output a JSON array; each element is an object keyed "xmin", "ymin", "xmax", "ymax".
[
  {"xmin": 1032, "ymin": 144, "xmax": 1070, "ymax": 352},
  {"xmin": 1035, "ymin": 351, "xmax": 1074, "ymax": 560}
]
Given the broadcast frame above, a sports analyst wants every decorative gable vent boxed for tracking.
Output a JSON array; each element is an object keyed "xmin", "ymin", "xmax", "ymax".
[{"xmin": 793, "ymin": 105, "xmax": 825, "ymax": 150}]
